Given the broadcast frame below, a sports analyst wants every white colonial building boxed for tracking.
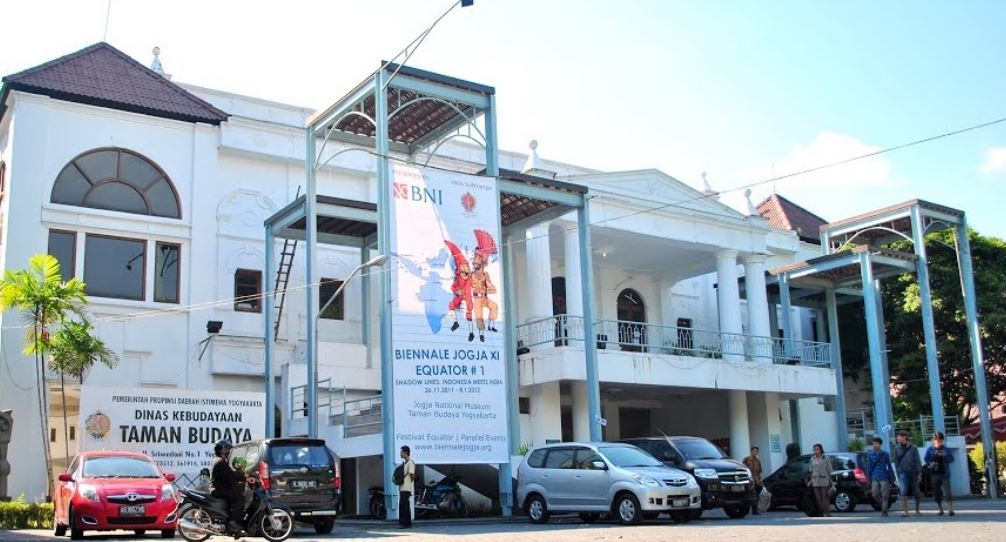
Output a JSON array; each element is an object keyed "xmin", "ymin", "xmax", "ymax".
[{"xmin": 0, "ymin": 43, "xmax": 842, "ymax": 509}]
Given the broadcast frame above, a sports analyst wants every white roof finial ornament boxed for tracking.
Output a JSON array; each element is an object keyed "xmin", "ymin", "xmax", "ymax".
[
  {"xmin": 150, "ymin": 46, "xmax": 171, "ymax": 80},
  {"xmin": 744, "ymin": 188, "xmax": 758, "ymax": 216},
  {"xmin": 701, "ymin": 171, "xmax": 720, "ymax": 200},
  {"xmin": 521, "ymin": 139, "xmax": 556, "ymax": 179}
]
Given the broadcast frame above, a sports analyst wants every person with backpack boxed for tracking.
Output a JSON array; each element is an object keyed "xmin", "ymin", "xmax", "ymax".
[
  {"xmin": 924, "ymin": 432, "xmax": 955, "ymax": 516},
  {"xmin": 394, "ymin": 445, "xmax": 416, "ymax": 528},
  {"xmin": 893, "ymin": 431, "xmax": 922, "ymax": 517}
]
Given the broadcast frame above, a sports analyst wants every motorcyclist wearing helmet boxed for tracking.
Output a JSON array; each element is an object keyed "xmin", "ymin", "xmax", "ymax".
[{"xmin": 210, "ymin": 439, "xmax": 245, "ymax": 533}]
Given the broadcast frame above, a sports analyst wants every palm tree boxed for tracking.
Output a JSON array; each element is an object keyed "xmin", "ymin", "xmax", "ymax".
[
  {"xmin": 0, "ymin": 254, "xmax": 87, "ymax": 494},
  {"xmin": 49, "ymin": 320, "xmax": 118, "ymax": 383}
]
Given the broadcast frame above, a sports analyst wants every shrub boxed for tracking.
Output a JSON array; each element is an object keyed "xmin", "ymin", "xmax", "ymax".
[{"xmin": 0, "ymin": 497, "xmax": 54, "ymax": 529}]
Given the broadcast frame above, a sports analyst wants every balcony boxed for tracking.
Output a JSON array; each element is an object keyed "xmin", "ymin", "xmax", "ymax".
[{"xmin": 516, "ymin": 314, "xmax": 832, "ymax": 368}]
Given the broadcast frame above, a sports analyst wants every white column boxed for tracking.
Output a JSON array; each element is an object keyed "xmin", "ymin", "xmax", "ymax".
[
  {"xmin": 563, "ymin": 225, "xmax": 583, "ymax": 344},
  {"xmin": 716, "ymin": 250, "xmax": 744, "ymax": 361},
  {"xmin": 747, "ymin": 392, "xmax": 784, "ymax": 473},
  {"xmin": 570, "ymin": 380, "xmax": 591, "ymax": 442},
  {"xmin": 526, "ymin": 224, "xmax": 554, "ymax": 345},
  {"xmin": 729, "ymin": 390, "xmax": 751, "ymax": 459},
  {"xmin": 530, "ymin": 382, "xmax": 562, "ymax": 445},
  {"xmin": 743, "ymin": 254, "xmax": 772, "ymax": 361}
]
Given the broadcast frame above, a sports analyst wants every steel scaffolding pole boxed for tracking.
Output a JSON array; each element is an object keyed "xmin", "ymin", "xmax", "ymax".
[
  {"xmin": 305, "ymin": 127, "xmax": 319, "ymax": 439},
  {"xmin": 264, "ymin": 224, "xmax": 275, "ymax": 438},
  {"xmin": 374, "ymin": 68, "xmax": 399, "ymax": 520},
  {"xmin": 578, "ymin": 199, "xmax": 602, "ymax": 442},
  {"xmin": 860, "ymin": 253, "xmax": 893, "ymax": 443},
  {"xmin": 955, "ymin": 219, "xmax": 998, "ymax": 499},
  {"xmin": 825, "ymin": 289, "xmax": 847, "ymax": 448},
  {"xmin": 910, "ymin": 205, "xmax": 946, "ymax": 434}
]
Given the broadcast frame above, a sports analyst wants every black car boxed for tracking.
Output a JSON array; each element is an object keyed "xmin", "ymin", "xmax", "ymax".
[
  {"xmin": 619, "ymin": 436, "xmax": 757, "ymax": 519},
  {"xmin": 231, "ymin": 438, "xmax": 342, "ymax": 534},
  {"xmin": 762, "ymin": 452, "xmax": 899, "ymax": 514}
]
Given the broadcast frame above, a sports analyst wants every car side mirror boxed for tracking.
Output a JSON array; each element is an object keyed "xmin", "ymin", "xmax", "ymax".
[
  {"xmin": 58, "ymin": 473, "xmax": 73, "ymax": 483},
  {"xmin": 164, "ymin": 473, "xmax": 176, "ymax": 483},
  {"xmin": 591, "ymin": 461, "xmax": 608, "ymax": 471}
]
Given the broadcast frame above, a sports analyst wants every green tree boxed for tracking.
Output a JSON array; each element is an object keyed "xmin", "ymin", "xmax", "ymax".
[
  {"xmin": 839, "ymin": 229, "xmax": 1006, "ymax": 429},
  {"xmin": 0, "ymin": 254, "xmax": 113, "ymax": 495}
]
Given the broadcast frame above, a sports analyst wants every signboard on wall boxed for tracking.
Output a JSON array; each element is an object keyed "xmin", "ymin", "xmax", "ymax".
[
  {"xmin": 389, "ymin": 163, "xmax": 509, "ymax": 464},
  {"xmin": 78, "ymin": 386, "xmax": 265, "ymax": 479}
]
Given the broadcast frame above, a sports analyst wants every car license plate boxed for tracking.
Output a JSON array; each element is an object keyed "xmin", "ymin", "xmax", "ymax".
[
  {"xmin": 732, "ymin": 485, "xmax": 746, "ymax": 492},
  {"xmin": 120, "ymin": 505, "xmax": 145, "ymax": 516},
  {"xmin": 672, "ymin": 498, "xmax": 688, "ymax": 508},
  {"xmin": 292, "ymin": 480, "xmax": 317, "ymax": 489}
]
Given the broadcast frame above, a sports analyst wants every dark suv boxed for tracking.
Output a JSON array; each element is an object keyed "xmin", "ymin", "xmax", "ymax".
[
  {"xmin": 231, "ymin": 438, "xmax": 341, "ymax": 534},
  {"xmin": 762, "ymin": 452, "xmax": 899, "ymax": 514},
  {"xmin": 619, "ymin": 436, "xmax": 757, "ymax": 519}
]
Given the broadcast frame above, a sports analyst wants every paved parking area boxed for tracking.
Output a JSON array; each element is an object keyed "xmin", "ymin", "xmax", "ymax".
[{"xmin": 3, "ymin": 500, "xmax": 1004, "ymax": 542}]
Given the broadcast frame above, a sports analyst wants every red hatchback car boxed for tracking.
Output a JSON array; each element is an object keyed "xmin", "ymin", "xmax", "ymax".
[{"xmin": 54, "ymin": 451, "xmax": 178, "ymax": 539}]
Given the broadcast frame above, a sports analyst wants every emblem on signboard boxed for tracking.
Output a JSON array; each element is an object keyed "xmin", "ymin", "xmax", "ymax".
[
  {"xmin": 84, "ymin": 410, "xmax": 111, "ymax": 439},
  {"xmin": 461, "ymin": 192, "xmax": 476, "ymax": 213}
]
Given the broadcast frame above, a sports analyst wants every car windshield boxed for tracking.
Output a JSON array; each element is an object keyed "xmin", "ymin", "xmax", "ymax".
[
  {"xmin": 674, "ymin": 439, "xmax": 726, "ymax": 460},
  {"xmin": 270, "ymin": 445, "xmax": 330, "ymax": 467},
  {"xmin": 599, "ymin": 446, "xmax": 663, "ymax": 468},
  {"xmin": 83, "ymin": 456, "xmax": 160, "ymax": 478}
]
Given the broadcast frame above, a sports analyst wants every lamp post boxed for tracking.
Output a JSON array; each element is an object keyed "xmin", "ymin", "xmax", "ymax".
[{"xmin": 307, "ymin": 253, "xmax": 388, "ymax": 437}]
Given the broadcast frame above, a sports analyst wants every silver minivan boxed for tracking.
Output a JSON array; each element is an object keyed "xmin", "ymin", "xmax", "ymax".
[{"xmin": 516, "ymin": 442, "xmax": 702, "ymax": 525}]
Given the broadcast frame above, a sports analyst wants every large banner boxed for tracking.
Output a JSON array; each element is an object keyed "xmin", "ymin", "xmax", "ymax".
[
  {"xmin": 78, "ymin": 386, "xmax": 265, "ymax": 479},
  {"xmin": 390, "ymin": 164, "xmax": 508, "ymax": 464}
]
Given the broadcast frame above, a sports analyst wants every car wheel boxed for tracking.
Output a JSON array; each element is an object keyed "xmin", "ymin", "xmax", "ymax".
[
  {"xmin": 578, "ymin": 513, "xmax": 599, "ymax": 524},
  {"xmin": 67, "ymin": 506, "xmax": 84, "ymax": 541},
  {"xmin": 669, "ymin": 511, "xmax": 691, "ymax": 524},
  {"xmin": 135, "ymin": 530, "xmax": 147, "ymax": 536},
  {"xmin": 613, "ymin": 493, "xmax": 642, "ymax": 525},
  {"xmin": 527, "ymin": 495, "xmax": 549, "ymax": 524},
  {"xmin": 313, "ymin": 518, "xmax": 335, "ymax": 535},
  {"xmin": 724, "ymin": 504, "xmax": 749, "ymax": 519},
  {"xmin": 160, "ymin": 529, "xmax": 175, "ymax": 539},
  {"xmin": 833, "ymin": 490, "xmax": 857, "ymax": 513},
  {"xmin": 687, "ymin": 508, "xmax": 703, "ymax": 520}
]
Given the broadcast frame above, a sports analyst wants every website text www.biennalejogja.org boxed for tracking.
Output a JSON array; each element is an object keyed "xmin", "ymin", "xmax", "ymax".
[{"xmin": 398, "ymin": 431, "xmax": 506, "ymax": 454}]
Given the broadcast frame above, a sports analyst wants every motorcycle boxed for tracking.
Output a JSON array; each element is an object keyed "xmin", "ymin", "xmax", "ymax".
[
  {"xmin": 414, "ymin": 473, "xmax": 469, "ymax": 518},
  {"xmin": 368, "ymin": 486, "xmax": 387, "ymax": 519},
  {"xmin": 176, "ymin": 476, "xmax": 294, "ymax": 541}
]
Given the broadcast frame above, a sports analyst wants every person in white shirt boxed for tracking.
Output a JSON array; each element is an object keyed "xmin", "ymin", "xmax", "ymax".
[{"xmin": 398, "ymin": 446, "xmax": 416, "ymax": 528}]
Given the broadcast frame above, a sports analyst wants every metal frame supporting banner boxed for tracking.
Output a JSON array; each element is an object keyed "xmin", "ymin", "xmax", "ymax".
[
  {"xmin": 264, "ymin": 225, "xmax": 275, "ymax": 438},
  {"xmin": 859, "ymin": 253, "xmax": 893, "ymax": 444},
  {"xmin": 910, "ymin": 205, "xmax": 946, "ymax": 434},
  {"xmin": 578, "ymin": 199, "xmax": 602, "ymax": 442},
  {"xmin": 825, "ymin": 289, "xmax": 846, "ymax": 447}
]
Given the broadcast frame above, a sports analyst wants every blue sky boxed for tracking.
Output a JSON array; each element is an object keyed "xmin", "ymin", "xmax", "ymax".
[{"xmin": 3, "ymin": 0, "xmax": 1004, "ymax": 236}]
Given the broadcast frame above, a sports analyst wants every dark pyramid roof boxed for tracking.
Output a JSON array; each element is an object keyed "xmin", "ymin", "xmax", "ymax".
[
  {"xmin": 756, "ymin": 193, "xmax": 828, "ymax": 244},
  {"xmin": 1, "ymin": 42, "xmax": 228, "ymax": 125}
]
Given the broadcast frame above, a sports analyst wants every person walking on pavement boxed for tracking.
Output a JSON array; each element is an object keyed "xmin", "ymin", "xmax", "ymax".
[
  {"xmin": 866, "ymin": 437, "xmax": 894, "ymax": 517},
  {"xmin": 808, "ymin": 443, "xmax": 833, "ymax": 517},
  {"xmin": 397, "ymin": 446, "xmax": 416, "ymax": 529},
  {"xmin": 924, "ymin": 432, "xmax": 955, "ymax": 516},
  {"xmin": 742, "ymin": 446, "xmax": 763, "ymax": 515},
  {"xmin": 893, "ymin": 431, "xmax": 922, "ymax": 517}
]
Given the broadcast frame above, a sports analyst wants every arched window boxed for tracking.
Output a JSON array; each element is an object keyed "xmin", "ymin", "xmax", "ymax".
[
  {"xmin": 51, "ymin": 148, "xmax": 180, "ymax": 218},
  {"xmin": 616, "ymin": 288, "xmax": 647, "ymax": 352}
]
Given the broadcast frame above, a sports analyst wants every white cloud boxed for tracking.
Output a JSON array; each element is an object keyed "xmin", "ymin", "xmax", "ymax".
[
  {"xmin": 980, "ymin": 147, "xmax": 1006, "ymax": 174},
  {"xmin": 721, "ymin": 131, "xmax": 897, "ymax": 218}
]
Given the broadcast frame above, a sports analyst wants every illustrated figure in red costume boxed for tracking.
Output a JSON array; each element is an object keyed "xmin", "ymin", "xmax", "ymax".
[
  {"xmin": 470, "ymin": 229, "xmax": 499, "ymax": 342},
  {"xmin": 445, "ymin": 240, "xmax": 475, "ymax": 341}
]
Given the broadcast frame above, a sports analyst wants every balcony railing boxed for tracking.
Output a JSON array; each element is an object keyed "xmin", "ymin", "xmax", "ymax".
[
  {"xmin": 846, "ymin": 407, "xmax": 960, "ymax": 442},
  {"xmin": 516, "ymin": 314, "xmax": 831, "ymax": 368},
  {"xmin": 289, "ymin": 379, "xmax": 383, "ymax": 438}
]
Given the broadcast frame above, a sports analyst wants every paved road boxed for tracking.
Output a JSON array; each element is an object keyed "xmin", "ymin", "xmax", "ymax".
[{"xmin": 3, "ymin": 500, "xmax": 1004, "ymax": 542}]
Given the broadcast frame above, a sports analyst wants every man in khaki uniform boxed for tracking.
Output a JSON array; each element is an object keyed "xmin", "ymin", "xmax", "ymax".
[
  {"xmin": 398, "ymin": 446, "xmax": 416, "ymax": 528},
  {"xmin": 742, "ymin": 446, "xmax": 763, "ymax": 515},
  {"xmin": 471, "ymin": 255, "xmax": 498, "ymax": 342}
]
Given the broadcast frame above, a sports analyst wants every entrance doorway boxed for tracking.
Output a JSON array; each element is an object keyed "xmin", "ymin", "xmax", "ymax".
[{"xmin": 616, "ymin": 288, "xmax": 646, "ymax": 352}]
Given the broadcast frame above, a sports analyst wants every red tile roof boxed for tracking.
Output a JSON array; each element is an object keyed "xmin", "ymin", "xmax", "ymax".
[
  {"xmin": 1, "ymin": 42, "xmax": 228, "ymax": 125},
  {"xmin": 757, "ymin": 193, "xmax": 828, "ymax": 244}
]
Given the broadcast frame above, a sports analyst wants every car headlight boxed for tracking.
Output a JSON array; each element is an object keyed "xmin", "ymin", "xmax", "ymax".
[
  {"xmin": 632, "ymin": 474, "xmax": 661, "ymax": 487},
  {"xmin": 693, "ymin": 469, "xmax": 719, "ymax": 479},
  {"xmin": 161, "ymin": 484, "xmax": 175, "ymax": 501},
  {"xmin": 78, "ymin": 484, "xmax": 100, "ymax": 502}
]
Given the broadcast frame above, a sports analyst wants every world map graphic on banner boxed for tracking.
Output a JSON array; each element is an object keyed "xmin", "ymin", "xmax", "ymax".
[{"xmin": 390, "ymin": 163, "xmax": 509, "ymax": 464}]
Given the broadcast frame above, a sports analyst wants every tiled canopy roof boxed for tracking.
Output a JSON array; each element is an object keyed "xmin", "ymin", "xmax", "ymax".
[
  {"xmin": 757, "ymin": 193, "xmax": 828, "ymax": 244},
  {"xmin": 1, "ymin": 42, "xmax": 228, "ymax": 125}
]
